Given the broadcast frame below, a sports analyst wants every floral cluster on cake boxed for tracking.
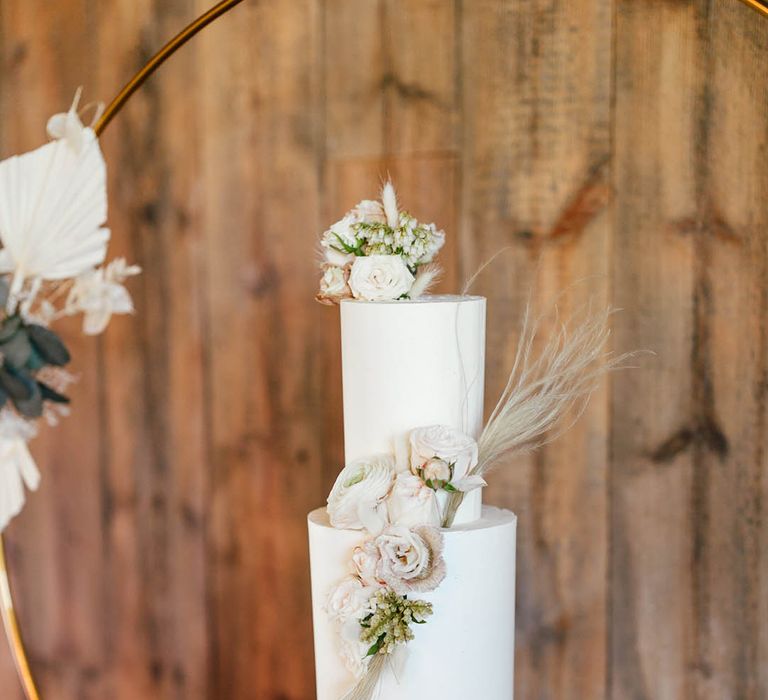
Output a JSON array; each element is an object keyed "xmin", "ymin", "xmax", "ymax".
[
  {"xmin": 0, "ymin": 91, "xmax": 139, "ymax": 531},
  {"xmin": 316, "ymin": 182, "xmax": 444, "ymax": 304},
  {"xmin": 324, "ymin": 425, "xmax": 485, "ymax": 677}
]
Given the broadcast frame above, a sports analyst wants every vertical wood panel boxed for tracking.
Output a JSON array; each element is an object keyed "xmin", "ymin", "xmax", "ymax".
[
  {"xmin": 199, "ymin": 1, "xmax": 323, "ymax": 697},
  {"xmin": 96, "ymin": 1, "xmax": 211, "ymax": 698},
  {"xmin": 611, "ymin": 2, "xmax": 701, "ymax": 697},
  {"xmin": 612, "ymin": 1, "xmax": 768, "ymax": 699},
  {"xmin": 461, "ymin": 1, "xmax": 614, "ymax": 698}
]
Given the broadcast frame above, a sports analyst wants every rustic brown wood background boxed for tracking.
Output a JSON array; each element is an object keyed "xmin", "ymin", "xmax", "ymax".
[{"xmin": 0, "ymin": 0, "xmax": 766, "ymax": 698}]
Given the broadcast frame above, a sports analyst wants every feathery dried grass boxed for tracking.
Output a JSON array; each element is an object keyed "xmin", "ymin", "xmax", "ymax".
[
  {"xmin": 443, "ymin": 300, "xmax": 639, "ymax": 527},
  {"xmin": 341, "ymin": 653, "xmax": 386, "ymax": 700}
]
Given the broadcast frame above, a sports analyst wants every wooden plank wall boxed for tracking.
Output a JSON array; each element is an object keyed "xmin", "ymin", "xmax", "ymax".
[{"xmin": 0, "ymin": 1, "xmax": 766, "ymax": 698}]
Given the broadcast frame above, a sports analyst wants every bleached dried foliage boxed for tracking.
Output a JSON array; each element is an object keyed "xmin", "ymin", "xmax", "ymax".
[{"xmin": 443, "ymin": 300, "xmax": 639, "ymax": 527}]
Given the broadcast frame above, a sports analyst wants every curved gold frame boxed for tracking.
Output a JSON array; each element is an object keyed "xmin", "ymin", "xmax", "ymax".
[
  {"xmin": 0, "ymin": 3, "xmax": 245, "ymax": 697},
  {"xmin": 740, "ymin": 0, "xmax": 768, "ymax": 16}
]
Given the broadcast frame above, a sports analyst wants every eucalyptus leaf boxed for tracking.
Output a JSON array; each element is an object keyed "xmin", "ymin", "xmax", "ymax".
[
  {"xmin": 0, "ymin": 279, "xmax": 9, "ymax": 310},
  {"xmin": 0, "ymin": 367, "xmax": 33, "ymax": 400},
  {"xmin": 13, "ymin": 380, "xmax": 43, "ymax": 419},
  {"xmin": 0, "ymin": 330, "xmax": 32, "ymax": 369},
  {"xmin": 27, "ymin": 325, "xmax": 71, "ymax": 366},
  {"xmin": 38, "ymin": 382, "xmax": 70, "ymax": 404},
  {"xmin": 0, "ymin": 316, "xmax": 21, "ymax": 343},
  {"xmin": 25, "ymin": 347, "xmax": 46, "ymax": 371}
]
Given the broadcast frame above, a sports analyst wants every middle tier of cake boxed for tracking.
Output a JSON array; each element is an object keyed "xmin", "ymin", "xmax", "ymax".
[{"xmin": 340, "ymin": 295, "xmax": 486, "ymax": 524}]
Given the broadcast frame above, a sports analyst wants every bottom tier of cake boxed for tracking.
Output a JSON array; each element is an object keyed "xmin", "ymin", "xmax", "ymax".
[{"xmin": 308, "ymin": 506, "xmax": 517, "ymax": 700}]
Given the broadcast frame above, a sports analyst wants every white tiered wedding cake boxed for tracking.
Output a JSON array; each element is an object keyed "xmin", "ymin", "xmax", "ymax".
[
  {"xmin": 307, "ymin": 182, "xmax": 619, "ymax": 700},
  {"xmin": 308, "ymin": 184, "xmax": 517, "ymax": 699}
]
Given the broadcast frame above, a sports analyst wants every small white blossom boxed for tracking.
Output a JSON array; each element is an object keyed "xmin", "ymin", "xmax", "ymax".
[
  {"xmin": 317, "ymin": 265, "xmax": 350, "ymax": 304},
  {"xmin": 0, "ymin": 410, "xmax": 39, "ymax": 532},
  {"xmin": 66, "ymin": 257, "xmax": 141, "ymax": 335}
]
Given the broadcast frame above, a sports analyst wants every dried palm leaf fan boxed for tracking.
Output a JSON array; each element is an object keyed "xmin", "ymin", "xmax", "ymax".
[{"xmin": 0, "ymin": 2, "xmax": 245, "ymax": 698}]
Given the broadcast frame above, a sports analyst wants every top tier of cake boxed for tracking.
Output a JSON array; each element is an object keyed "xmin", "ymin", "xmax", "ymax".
[{"xmin": 340, "ymin": 295, "xmax": 486, "ymax": 521}]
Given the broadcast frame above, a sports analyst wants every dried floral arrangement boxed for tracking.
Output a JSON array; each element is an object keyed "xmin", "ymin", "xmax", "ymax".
[
  {"xmin": 315, "ymin": 186, "xmax": 637, "ymax": 699},
  {"xmin": 0, "ymin": 91, "xmax": 140, "ymax": 533},
  {"xmin": 316, "ymin": 182, "xmax": 444, "ymax": 303}
]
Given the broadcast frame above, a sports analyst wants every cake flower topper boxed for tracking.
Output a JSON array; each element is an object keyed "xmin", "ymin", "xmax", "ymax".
[
  {"xmin": 316, "ymin": 181, "xmax": 444, "ymax": 304},
  {"xmin": 310, "ymin": 145, "xmax": 642, "ymax": 700}
]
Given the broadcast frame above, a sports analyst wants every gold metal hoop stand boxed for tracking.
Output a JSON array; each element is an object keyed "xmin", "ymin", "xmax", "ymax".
[
  {"xmin": 739, "ymin": 0, "xmax": 768, "ymax": 17},
  {"xmin": 0, "ymin": 2, "xmax": 245, "ymax": 698}
]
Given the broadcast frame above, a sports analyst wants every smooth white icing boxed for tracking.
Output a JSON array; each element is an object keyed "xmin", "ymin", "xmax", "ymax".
[
  {"xmin": 340, "ymin": 295, "xmax": 486, "ymax": 524},
  {"xmin": 308, "ymin": 506, "xmax": 517, "ymax": 700}
]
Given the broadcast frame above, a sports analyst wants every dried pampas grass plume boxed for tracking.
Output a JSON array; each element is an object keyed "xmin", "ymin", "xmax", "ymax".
[
  {"xmin": 409, "ymin": 263, "xmax": 441, "ymax": 299},
  {"xmin": 341, "ymin": 653, "xmax": 387, "ymax": 700},
  {"xmin": 442, "ymin": 300, "xmax": 641, "ymax": 527},
  {"xmin": 381, "ymin": 180, "xmax": 399, "ymax": 229}
]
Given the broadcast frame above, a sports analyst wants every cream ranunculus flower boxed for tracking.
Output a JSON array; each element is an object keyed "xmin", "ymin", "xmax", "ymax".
[
  {"xmin": 386, "ymin": 472, "xmax": 440, "ymax": 527},
  {"xmin": 327, "ymin": 454, "xmax": 395, "ymax": 534},
  {"xmin": 409, "ymin": 425, "xmax": 479, "ymax": 483},
  {"xmin": 374, "ymin": 525, "xmax": 446, "ymax": 595},
  {"xmin": 348, "ymin": 255, "xmax": 414, "ymax": 301},
  {"xmin": 326, "ymin": 576, "xmax": 377, "ymax": 623}
]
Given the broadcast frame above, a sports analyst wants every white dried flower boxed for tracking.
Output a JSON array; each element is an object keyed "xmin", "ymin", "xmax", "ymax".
[
  {"xmin": 348, "ymin": 255, "xmax": 414, "ymax": 301},
  {"xmin": 0, "ymin": 91, "xmax": 111, "ymax": 309},
  {"xmin": 66, "ymin": 257, "xmax": 140, "ymax": 335},
  {"xmin": 373, "ymin": 525, "xmax": 446, "ymax": 595},
  {"xmin": 327, "ymin": 454, "xmax": 395, "ymax": 534},
  {"xmin": 0, "ymin": 410, "xmax": 40, "ymax": 532},
  {"xmin": 317, "ymin": 265, "xmax": 351, "ymax": 304}
]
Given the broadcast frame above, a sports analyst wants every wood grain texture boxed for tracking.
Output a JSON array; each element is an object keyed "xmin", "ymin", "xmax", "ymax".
[{"xmin": 0, "ymin": 1, "xmax": 765, "ymax": 698}]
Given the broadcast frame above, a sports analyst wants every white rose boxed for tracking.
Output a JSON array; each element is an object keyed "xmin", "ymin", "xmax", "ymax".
[
  {"xmin": 374, "ymin": 525, "xmax": 446, "ymax": 595},
  {"xmin": 409, "ymin": 425, "xmax": 478, "ymax": 483},
  {"xmin": 352, "ymin": 541, "xmax": 382, "ymax": 586},
  {"xmin": 326, "ymin": 576, "xmax": 376, "ymax": 622},
  {"xmin": 386, "ymin": 473, "xmax": 440, "ymax": 527},
  {"xmin": 348, "ymin": 255, "xmax": 415, "ymax": 301},
  {"xmin": 327, "ymin": 455, "xmax": 395, "ymax": 534},
  {"xmin": 318, "ymin": 265, "xmax": 350, "ymax": 299}
]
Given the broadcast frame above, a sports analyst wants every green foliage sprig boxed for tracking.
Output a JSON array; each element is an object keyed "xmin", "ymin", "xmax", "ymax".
[{"xmin": 360, "ymin": 588, "xmax": 433, "ymax": 657}]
